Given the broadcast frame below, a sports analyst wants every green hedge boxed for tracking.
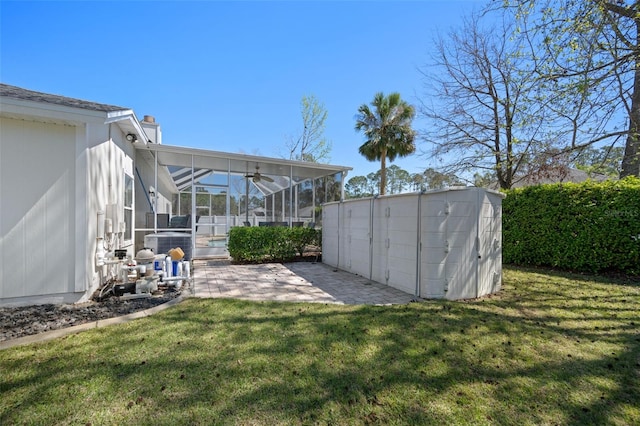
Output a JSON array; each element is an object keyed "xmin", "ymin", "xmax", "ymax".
[
  {"xmin": 503, "ymin": 177, "xmax": 640, "ymax": 275},
  {"xmin": 228, "ymin": 226, "xmax": 320, "ymax": 263}
]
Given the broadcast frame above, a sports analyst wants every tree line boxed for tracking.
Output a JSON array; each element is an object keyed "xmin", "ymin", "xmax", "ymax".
[
  {"xmin": 345, "ymin": 145, "xmax": 624, "ymax": 199},
  {"xmin": 345, "ymin": 166, "xmax": 462, "ymax": 199}
]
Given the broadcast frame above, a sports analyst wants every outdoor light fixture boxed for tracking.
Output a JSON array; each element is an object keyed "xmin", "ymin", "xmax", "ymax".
[{"xmin": 126, "ymin": 133, "xmax": 137, "ymax": 142}]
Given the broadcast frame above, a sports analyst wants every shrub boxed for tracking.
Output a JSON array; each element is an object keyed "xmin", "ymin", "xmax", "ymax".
[
  {"xmin": 287, "ymin": 227, "xmax": 319, "ymax": 256},
  {"xmin": 228, "ymin": 226, "xmax": 320, "ymax": 263},
  {"xmin": 503, "ymin": 177, "xmax": 640, "ymax": 274}
]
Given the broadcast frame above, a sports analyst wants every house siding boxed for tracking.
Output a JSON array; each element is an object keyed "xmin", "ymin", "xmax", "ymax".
[
  {"xmin": 0, "ymin": 116, "xmax": 76, "ymax": 300},
  {"xmin": 0, "ymin": 104, "xmax": 137, "ymax": 306}
]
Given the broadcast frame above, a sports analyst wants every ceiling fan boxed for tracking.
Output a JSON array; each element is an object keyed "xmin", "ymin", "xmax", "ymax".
[{"xmin": 245, "ymin": 165, "xmax": 274, "ymax": 183}]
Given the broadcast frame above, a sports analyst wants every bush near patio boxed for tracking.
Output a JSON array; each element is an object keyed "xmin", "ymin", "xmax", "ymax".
[
  {"xmin": 228, "ymin": 226, "xmax": 320, "ymax": 263},
  {"xmin": 503, "ymin": 176, "xmax": 640, "ymax": 275}
]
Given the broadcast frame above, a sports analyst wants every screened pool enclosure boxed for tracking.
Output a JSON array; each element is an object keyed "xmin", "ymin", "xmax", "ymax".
[{"xmin": 134, "ymin": 143, "xmax": 351, "ymax": 257}]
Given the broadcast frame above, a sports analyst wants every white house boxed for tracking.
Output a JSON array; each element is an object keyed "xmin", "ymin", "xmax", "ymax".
[{"xmin": 0, "ymin": 84, "xmax": 350, "ymax": 307}]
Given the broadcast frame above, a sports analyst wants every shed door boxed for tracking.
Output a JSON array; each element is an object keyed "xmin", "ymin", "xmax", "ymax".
[
  {"xmin": 443, "ymin": 191, "xmax": 478, "ymax": 300},
  {"xmin": 477, "ymin": 193, "xmax": 502, "ymax": 296}
]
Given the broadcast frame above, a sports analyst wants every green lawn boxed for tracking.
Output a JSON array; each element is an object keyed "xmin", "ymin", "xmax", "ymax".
[{"xmin": 1, "ymin": 266, "xmax": 638, "ymax": 425}]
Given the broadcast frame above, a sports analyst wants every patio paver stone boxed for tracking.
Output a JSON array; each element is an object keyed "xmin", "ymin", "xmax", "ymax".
[{"xmin": 191, "ymin": 260, "xmax": 417, "ymax": 305}]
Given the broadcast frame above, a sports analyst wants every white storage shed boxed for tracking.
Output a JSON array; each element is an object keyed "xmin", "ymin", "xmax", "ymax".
[{"xmin": 322, "ymin": 187, "xmax": 505, "ymax": 300}]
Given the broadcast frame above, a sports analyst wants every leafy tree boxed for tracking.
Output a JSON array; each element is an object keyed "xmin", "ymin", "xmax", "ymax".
[
  {"xmin": 355, "ymin": 92, "xmax": 416, "ymax": 195},
  {"xmin": 345, "ymin": 175, "xmax": 372, "ymax": 199},
  {"xmin": 285, "ymin": 94, "xmax": 332, "ymax": 163},
  {"xmin": 422, "ymin": 168, "xmax": 463, "ymax": 190},
  {"xmin": 473, "ymin": 171, "xmax": 496, "ymax": 188},
  {"xmin": 366, "ymin": 171, "xmax": 380, "ymax": 195},
  {"xmin": 572, "ymin": 146, "xmax": 624, "ymax": 177},
  {"xmin": 385, "ymin": 165, "xmax": 411, "ymax": 194},
  {"xmin": 410, "ymin": 173, "xmax": 427, "ymax": 191},
  {"xmin": 503, "ymin": 0, "xmax": 639, "ymax": 177}
]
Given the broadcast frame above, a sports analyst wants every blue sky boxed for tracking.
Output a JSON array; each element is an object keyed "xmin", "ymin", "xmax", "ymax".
[{"xmin": 1, "ymin": 0, "xmax": 484, "ymax": 179}]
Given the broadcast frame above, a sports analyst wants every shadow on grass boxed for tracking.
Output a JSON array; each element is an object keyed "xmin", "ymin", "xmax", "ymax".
[{"xmin": 1, "ymin": 266, "xmax": 639, "ymax": 425}]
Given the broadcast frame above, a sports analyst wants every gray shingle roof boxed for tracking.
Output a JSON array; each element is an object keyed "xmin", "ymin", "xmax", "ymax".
[{"xmin": 0, "ymin": 83, "xmax": 129, "ymax": 113}]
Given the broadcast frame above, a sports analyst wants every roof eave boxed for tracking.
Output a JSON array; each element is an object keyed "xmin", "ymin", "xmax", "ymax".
[{"xmin": 105, "ymin": 110, "xmax": 149, "ymax": 146}]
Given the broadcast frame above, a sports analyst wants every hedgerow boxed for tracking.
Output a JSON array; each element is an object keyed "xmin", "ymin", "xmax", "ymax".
[
  {"xmin": 503, "ymin": 177, "xmax": 640, "ymax": 275},
  {"xmin": 228, "ymin": 226, "xmax": 320, "ymax": 263}
]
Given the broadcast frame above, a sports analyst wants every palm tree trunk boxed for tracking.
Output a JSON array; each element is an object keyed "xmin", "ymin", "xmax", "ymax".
[{"xmin": 380, "ymin": 150, "xmax": 387, "ymax": 195}]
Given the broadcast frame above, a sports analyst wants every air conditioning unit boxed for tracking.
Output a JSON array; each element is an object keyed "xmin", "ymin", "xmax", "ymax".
[{"xmin": 144, "ymin": 232, "xmax": 192, "ymax": 260}]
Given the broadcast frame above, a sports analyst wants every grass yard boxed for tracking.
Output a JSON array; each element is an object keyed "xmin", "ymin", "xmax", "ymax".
[{"xmin": 1, "ymin": 266, "xmax": 639, "ymax": 425}]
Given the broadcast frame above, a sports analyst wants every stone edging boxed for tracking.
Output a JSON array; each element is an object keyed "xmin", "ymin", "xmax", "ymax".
[{"xmin": 0, "ymin": 295, "xmax": 187, "ymax": 351}]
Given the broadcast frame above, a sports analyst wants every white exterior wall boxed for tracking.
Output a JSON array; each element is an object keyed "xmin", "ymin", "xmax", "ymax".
[
  {"xmin": 0, "ymin": 117, "xmax": 76, "ymax": 303},
  {"xmin": 0, "ymin": 105, "xmax": 138, "ymax": 307},
  {"xmin": 86, "ymin": 128, "xmax": 136, "ymax": 283},
  {"xmin": 322, "ymin": 187, "xmax": 504, "ymax": 300}
]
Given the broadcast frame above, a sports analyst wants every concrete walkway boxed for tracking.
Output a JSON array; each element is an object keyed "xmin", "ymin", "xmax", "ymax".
[{"xmin": 191, "ymin": 259, "xmax": 417, "ymax": 305}]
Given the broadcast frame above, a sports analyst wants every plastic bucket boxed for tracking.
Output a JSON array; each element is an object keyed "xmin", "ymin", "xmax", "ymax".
[{"xmin": 169, "ymin": 247, "xmax": 185, "ymax": 261}]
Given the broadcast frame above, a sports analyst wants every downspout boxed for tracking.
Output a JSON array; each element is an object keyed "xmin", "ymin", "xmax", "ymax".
[
  {"xmin": 135, "ymin": 167, "xmax": 153, "ymax": 211},
  {"xmin": 415, "ymin": 190, "xmax": 424, "ymax": 298}
]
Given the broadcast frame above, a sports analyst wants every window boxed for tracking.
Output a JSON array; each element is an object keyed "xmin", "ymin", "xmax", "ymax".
[{"xmin": 124, "ymin": 173, "xmax": 133, "ymax": 242}]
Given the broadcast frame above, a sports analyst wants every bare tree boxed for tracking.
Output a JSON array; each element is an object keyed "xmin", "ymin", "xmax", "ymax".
[
  {"xmin": 285, "ymin": 95, "xmax": 332, "ymax": 163},
  {"xmin": 419, "ymin": 11, "xmax": 548, "ymax": 189}
]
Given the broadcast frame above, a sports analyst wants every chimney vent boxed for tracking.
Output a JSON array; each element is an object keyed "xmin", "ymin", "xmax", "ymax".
[{"xmin": 143, "ymin": 115, "xmax": 155, "ymax": 123}]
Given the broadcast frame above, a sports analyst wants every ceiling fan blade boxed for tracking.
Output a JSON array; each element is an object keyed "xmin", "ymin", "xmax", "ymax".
[{"xmin": 249, "ymin": 165, "xmax": 272, "ymax": 183}]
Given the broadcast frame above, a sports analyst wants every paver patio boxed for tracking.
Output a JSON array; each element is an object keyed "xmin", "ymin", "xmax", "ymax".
[{"xmin": 191, "ymin": 259, "xmax": 417, "ymax": 305}]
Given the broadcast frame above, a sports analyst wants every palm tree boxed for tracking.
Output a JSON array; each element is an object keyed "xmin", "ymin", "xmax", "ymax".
[{"xmin": 355, "ymin": 92, "xmax": 416, "ymax": 195}]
